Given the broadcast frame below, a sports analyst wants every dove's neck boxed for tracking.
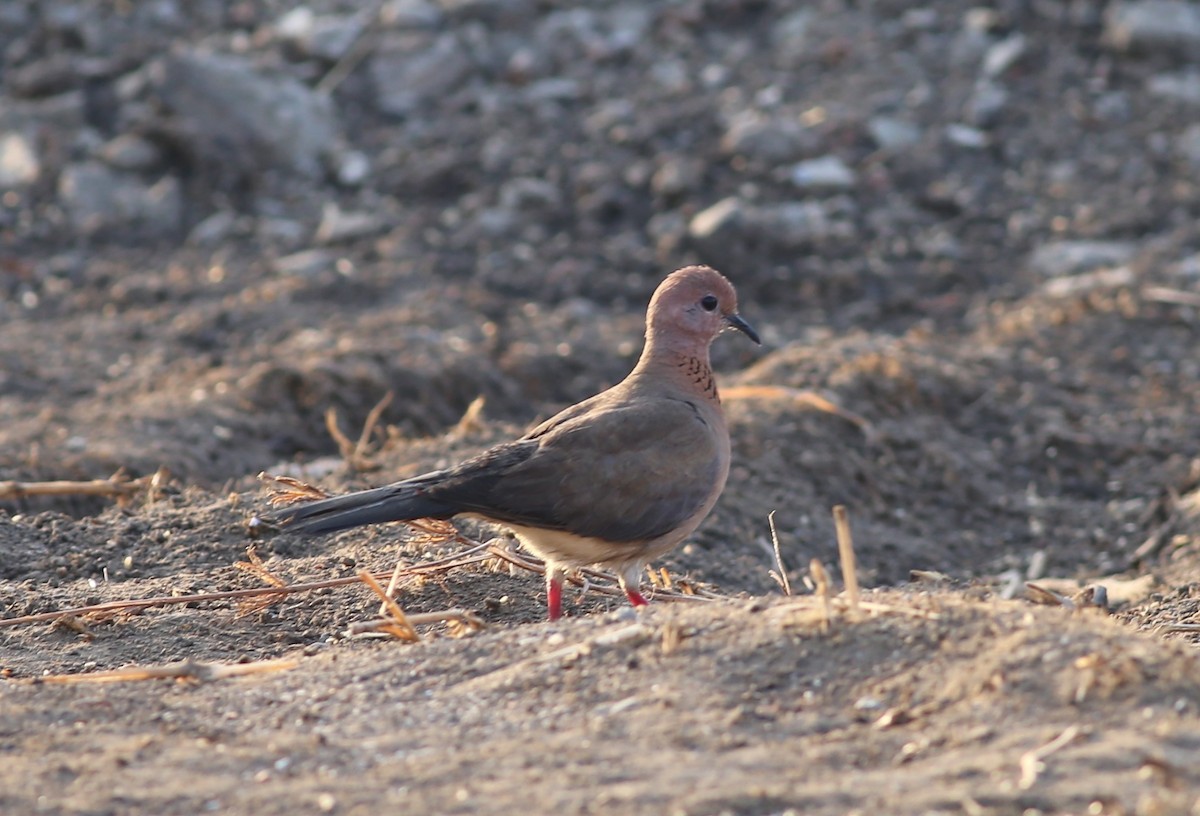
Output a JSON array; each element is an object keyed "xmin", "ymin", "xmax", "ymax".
[{"xmin": 630, "ymin": 332, "xmax": 719, "ymax": 402}]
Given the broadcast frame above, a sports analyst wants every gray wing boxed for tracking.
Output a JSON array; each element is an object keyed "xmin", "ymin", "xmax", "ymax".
[{"xmin": 429, "ymin": 398, "xmax": 725, "ymax": 543}]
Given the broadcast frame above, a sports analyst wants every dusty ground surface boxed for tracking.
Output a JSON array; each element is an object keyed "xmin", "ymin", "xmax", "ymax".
[{"xmin": 4, "ymin": 0, "xmax": 1200, "ymax": 813}]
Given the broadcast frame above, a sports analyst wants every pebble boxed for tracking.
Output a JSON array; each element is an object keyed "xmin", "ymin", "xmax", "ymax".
[
  {"xmin": 314, "ymin": 202, "xmax": 387, "ymax": 244},
  {"xmin": 944, "ymin": 123, "xmax": 989, "ymax": 149},
  {"xmin": 787, "ymin": 155, "xmax": 856, "ymax": 192},
  {"xmin": 371, "ymin": 33, "xmax": 474, "ymax": 116},
  {"xmin": 273, "ymin": 249, "xmax": 338, "ymax": 277},
  {"xmin": 982, "ymin": 33, "xmax": 1027, "ymax": 78},
  {"xmin": 1028, "ymin": 240, "xmax": 1137, "ymax": 278},
  {"xmin": 58, "ymin": 161, "xmax": 183, "ymax": 237},
  {"xmin": 1105, "ymin": 0, "xmax": 1200, "ymax": 55},
  {"xmin": 721, "ymin": 113, "xmax": 817, "ymax": 163},
  {"xmin": 275, "ymin": 8, "xmax": 365, "ymax": 62},
  {"xmin": 96, "ymin": 134, "xmax": 163, "ymax": 172},
  {"xmin": 0, "ymin": 131, "xmax": 39, "ymax": 185},
  {"xmin": 1148, "ymin": 72, "xmax": 1200, "ymax": 106},
  {"xmin": 965, "ymin": 81, "xmax": 1009, "ymax": 128},
  {"xmin": 156, "ymin": 51, "xmax": 340, "ymax": 180},
  {"xmin": 1178, "ymin": 124, "xmax": 1200, "ymax": 167},
  {"xmin": 867, "ymin": 117, "xmax": 921, "ymax": 150}
]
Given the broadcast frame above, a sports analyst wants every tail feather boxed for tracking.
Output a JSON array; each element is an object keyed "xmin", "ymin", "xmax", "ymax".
[{"xmin": 272, "ymin": 482, "xmax": 454, "ymax": 535}]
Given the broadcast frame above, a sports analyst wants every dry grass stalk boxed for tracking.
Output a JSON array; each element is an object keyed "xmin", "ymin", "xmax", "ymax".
[
  {"xmin": 33, "ymin": 657, "xmax": 299, "ymax": 685},
  {"xmin": 347, "ymin": 608, "xmax": 486, "ymax": 637},
  {"xmin": 324, "ymin": 391, "xmax": 393, "ymax": 471},
  {"xmin": 767, "ymin": 510, "xmax": 792, "ymax": 596},
  {"xmin": 0, "ymin": 467, "xmax": 169, "ymax": 505},
  {"xmin": 1, "ymin": 542, "xmax": 497, "ymax": 630},
  {"xmin": 832, "ymin": 505, "xmax": 861, "ymax": 617},
  {"xmin": 358, "ymin": 570, "xmax": 420, "ymax": 641},
  {"xmin": 259, "ymin": 472, "xmax": 332, "ymax": 506},
  {"xmin": 1018, "ymin": 725, "xmax": 1082, "ymax": 790},
  {"xmin": 722, "ymin": 385, "xmax": 874, "ymax": 438},
  {"xmin": 810, "ymin": 559, "xmax": 832, "ymax": 630}
]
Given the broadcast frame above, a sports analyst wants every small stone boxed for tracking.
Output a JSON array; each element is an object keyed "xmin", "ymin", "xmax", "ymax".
[
  {"xmin": 721, "ymin": 112, "xmax": 817, "ymax": 163},
  {"xmin": 787, "ymin": 155, "xmax": 856, "ymax": 192},
  {"xmin": 334, "ymin": 150, "xmax": 371, "ymax": 186},
  {"xmin": 866, "ymin": 117, "xmax": 921, "ymax": 150},
  {"xmin": 371, "ymin": 33, "xmax": 474, "ymax": 116},
  {"xmin": 688, "ymin": 197, "xmax": 744, "ymax": 242},
  {"xmin": 273, "ymin": 249, "xmax": 337, "ymax": 277},
  {"xmin": 965, "ymin": 81, "xmax": 1009, "ymax": 128},
  {"xmin": 1029, "ymin": 240, "xmax": 1137, "ymax": 277},
  {"xmin": 379, "ymin": 0, "xmax": 444, "ymax": 28},
  {"xmin": 1177, "ymin": 124, "xmax": 1200, "ymax": 166},
  {"xmin": 651, "ymin": 156, "xmax": 702, "ymax": 197},
  {"xmin": 749, "ymin": 201, "xmax": 840, "ymax": 248},
  {"xmin": 58, "ymin": 161, "xmax": 182, "ymax": 237},
  {"xmin": 944, "ymin": 123, "xmax": 989, "ymax": 148},
  {"xmin": 1148, "ymin": 72, "xmax": 1200, "ymax": 106},
  {"xmin": 1106, "ymin": 1, "xmax": 1200, "ymax": 55},
  {"xmin": 982, "ymin": 33, "xmax": 1027, "ymax": 78},
  {"xmin": 187, "ymin": 211, "xmax": 239, "ymax": 246},
  {"xmin": 0, "ymin": 132, "xmax": 39, "ymax": 185},
  {"xmin": 276, "ymin": 8, "xmax": 365, "ymax": 62},
  {"xmin": 96, "ymin": 134, "xmax": 163, "ymax": 171},
  {"xmin": 314, "ymin": 203, "xmax": 387, "ymax": 244}
]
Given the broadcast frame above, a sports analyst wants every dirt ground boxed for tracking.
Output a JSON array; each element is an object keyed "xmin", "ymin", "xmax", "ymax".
[{"xmin": 4, "ymin": 0, "xmax": 1200, "ymax": 813}]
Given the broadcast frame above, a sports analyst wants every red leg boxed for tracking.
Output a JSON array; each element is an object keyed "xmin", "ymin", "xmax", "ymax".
[
  {"xmin": 625, "ymin": 587, "xmax": 649, "ymax": 608},
  {"xmin": 619, "ymin": 567, "xmax": 649, "ymax": 609},
  {"xmin": 546, "ymin": 568, "xmax": 564, "ymax": 621}
]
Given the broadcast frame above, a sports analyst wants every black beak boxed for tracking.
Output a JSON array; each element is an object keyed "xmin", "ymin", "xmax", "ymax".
[{"xmin": 724, "ymin": 313, "xmax": 761, "ymax": 345}]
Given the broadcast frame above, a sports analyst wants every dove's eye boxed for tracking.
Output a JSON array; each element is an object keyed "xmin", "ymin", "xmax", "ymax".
[{"xmin": 700, "ymin": 295, "xmax": 719, "ymax": 311}]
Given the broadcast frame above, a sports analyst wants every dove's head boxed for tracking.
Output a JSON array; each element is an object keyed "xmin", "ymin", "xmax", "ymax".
[{"xmin": 645, "ymin": 265, "xmax": 760, "ymax": 351}]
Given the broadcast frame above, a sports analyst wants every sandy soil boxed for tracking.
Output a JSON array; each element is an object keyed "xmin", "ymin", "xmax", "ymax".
[{"xmin": 3, "ymin": 1, "xmax": 1200, "ymax": 813}]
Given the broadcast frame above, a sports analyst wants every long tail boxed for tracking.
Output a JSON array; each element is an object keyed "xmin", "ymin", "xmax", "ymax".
[{"xmin": 271, "ymin": 481, "xmax": 454, "ymax": 535}]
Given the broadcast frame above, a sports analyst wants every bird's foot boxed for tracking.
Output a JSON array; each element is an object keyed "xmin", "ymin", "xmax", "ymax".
[
  {"xmin": 546, "ymin": 571, "xmax": 564, "ymax": 621},
  {"xmin": 624, "ymin": 588, "xmax": 649, "ymax": 608}
]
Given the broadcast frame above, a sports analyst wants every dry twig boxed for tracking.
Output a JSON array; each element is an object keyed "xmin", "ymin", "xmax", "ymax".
[
  {"xmin": 833, "ymin": 505, "xmax": 861, "ymax": 617},
  {"xmin": 33, "ymin": 658, "xmax": 299, "ymax": 685},
  {"xmin": 0, "ymin": 468, "xmax": 169, "ymax": 505},
  {"xmin": 767, "ymin": 510, "xmax": 792, "ymax": 596},
  {"xmin": 1018, "ymin": 725, "xmax": 1082, "ymax": 790}
]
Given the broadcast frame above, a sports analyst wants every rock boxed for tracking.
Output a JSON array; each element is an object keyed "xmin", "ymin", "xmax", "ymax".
[
  {"xmin": 96, "ymin": 134, "xmax": 163, "ymax": 172},
  {"xmin": 787, "ymin": 155, "xmax": 856, "ymax": 192},
  {"xmin": 58, "ymin": 161, "xmax": 183, "ymax": 237},
  {"xmin": 1178, "ymin": 124, "xmax": 1200, "ymax": 166},
  {"xmin": 0, "ymin": 132, "xmax": 39, "ymax": 186},
  {"xmin": 721, "ymin": 112, "xmax": 817, "ymax": 163},
  {"xmin": 370, "ymin": 33, "xmax": 474, "ymax": 117},
  {"xmin": 154, "ymin": 52, "xmax": 340, "ymax": 180},
  {"xmin": 771, "ymin": 9, "xmax": 814, "ymax": 63},
  {"xmin": 187, "ymin": 210, "xmax": 240, "ymax": 246},
  {"xmin": 333, "ymin": 150, "xmax": 371, "ymax": 187},
  {"xmin": 688, "ymin": 197, "xmax": 744, "ymax": 243},
  {"xmin": 1105, "ymin": 1, "xmax": 1200, "ymax": 56},
  {"xmin": 982, "ymin": 33, "xmax": 1027, "ymax": 78},
  {"xmin": 689, "ymin": 196, "xmax": 845, "ymax": 256},
  {"xmin": 965, "ymin": 81, "xmax": 1009, "ymax": 128},
  {"xmin": 1170, "ymin": 252, "xmax": 1200, "ymax": 279},
  {"xmin": 651, "ymin": 156, "xmax": 703, "ymax": 197},
  {"xmin": 314, "ymin": 202, "xmax": 387, "ymax": 243},
  {"xmin": 1147, "ymin": 72, "xmax": 1200, "ymax": 106},
  {"xmin": 276, "ymin": 8, "xmax": 365, "ymax": 62},
  {"xmin": 273, "ymin": 249, "xmax": 338, "ymax": 277},
  {"xmin": 379, "ymin": 0, "xmax": 444, "ymax": 28},
  {"xmin": 944, "ymin": 123, "xmax": 989, "ymax": 149},
  {"xmin": 749, "ymin": 201, "xmax": 840, "ymax": 248},
  {"xmin": 498, "ymin": 177, "xmax": 562, "ymax": 213},
  {"xmin": 867, "ymin": 117, "xmax": 921, "ymax": 150},
  {"xmin": 1028, "ymin": 240, "xmax": 1138, "ymax": 277}
]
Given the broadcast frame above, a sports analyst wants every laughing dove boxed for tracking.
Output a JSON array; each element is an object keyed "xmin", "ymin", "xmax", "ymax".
[{"xmin": 271, "ymin": 265, "xmax": 760, "ymax": 620}]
